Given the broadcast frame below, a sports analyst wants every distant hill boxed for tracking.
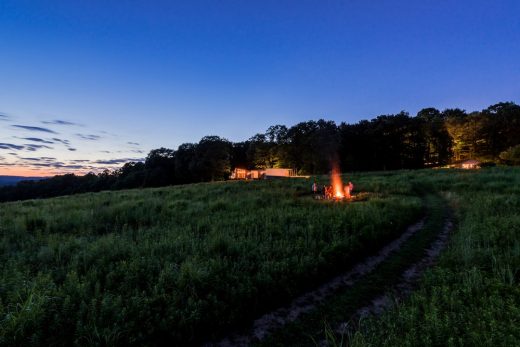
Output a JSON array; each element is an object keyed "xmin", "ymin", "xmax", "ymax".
[{"xmin": 0, "ymin": 176, "xmax": 47, "ymax": 187}]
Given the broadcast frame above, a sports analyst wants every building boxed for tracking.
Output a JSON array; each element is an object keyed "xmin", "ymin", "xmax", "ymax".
[
  {"xmin": 231, "ymin": 168, "xmax": 248, "ymax": 179},
  {"xmin": 264, "ymin": 168, "xmax": 296, "ymax": 178},
  {"xmin": 461, "ymin": 159, "xmax": 481, "ymax": 169},
  {"xmin": 230, "ymin": 168, "xmax": 265, "ymax": 180},
  {"xmin": 249, "ymin": 169, "xmax": 264, "ymax": 179},
  {"xmin": 444, "ymin": 159, "xmax": 482, "ymax": 170},
  {"xmin": 230, "ymin": 167, "xmax": 298, "ymax": 180}
]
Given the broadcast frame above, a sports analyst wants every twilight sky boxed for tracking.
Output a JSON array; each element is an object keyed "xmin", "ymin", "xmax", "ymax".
[{"xmin": 1, "ymin": 0, "xmax": 519, "ymax": 176}]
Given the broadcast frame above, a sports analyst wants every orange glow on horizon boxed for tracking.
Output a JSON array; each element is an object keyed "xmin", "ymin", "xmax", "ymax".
[
  {"xmin": 0, "ymin": 167, "xmax": 92, "ymax": 177},
  {"xmin": 0, "ymin": 167, "xmax": 54, "ymax": 177}
]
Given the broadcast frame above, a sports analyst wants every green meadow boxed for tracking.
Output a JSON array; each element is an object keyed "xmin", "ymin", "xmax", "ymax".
[
  {"xmin": 343, "ymin": 168, "xmax": 520, "ymax": 347},
  {"xmin": 1, "ymin": 168, "xmax": 519, "ymax": 346}
]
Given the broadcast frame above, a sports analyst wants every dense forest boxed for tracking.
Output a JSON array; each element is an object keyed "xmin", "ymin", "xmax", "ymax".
[{"xmin": 1, "ymin": 101, "xmax": 519, "ymax": 202}]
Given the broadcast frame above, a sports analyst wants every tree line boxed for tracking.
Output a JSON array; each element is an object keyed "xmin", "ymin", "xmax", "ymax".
[{"xmin": 1, "ymin": 101, "xmax": 519, "ymax": 202}]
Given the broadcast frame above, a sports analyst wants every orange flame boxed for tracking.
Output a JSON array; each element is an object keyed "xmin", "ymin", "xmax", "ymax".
[{"xmin": 330, "ymin": 164, "xmax": 345, "ymax": 199}]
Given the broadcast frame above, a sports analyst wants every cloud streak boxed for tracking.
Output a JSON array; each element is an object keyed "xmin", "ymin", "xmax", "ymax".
[
  {"xmin": 0, "ymin": 142, "xmax": 54, "ymax": 152},
  {"xmin": 2, "ymin": 116, "xmax": 149, "ymax": 176},
  {"xmin": 42, "ymin": 119, "xmax": 81, "ymax": 126},
  {"xmin": 24, "ymin": 144, "xmax": 53, "ymax": 151},
  {"xmin": 20, "ymin": 157, "xmax": 56, "ymax": 162},
  {"xmin": 12, "ymin": 125, "xmax": 58, "ymax": 134},
  {"xmin": 76, "ymin": 134, "xmax": 101, "ymax": 141},
  {"xmin": 52, "ymin": 138, "xmax": 70, "ymax": 145},
  {"xmin": 0, "ymin": 143, "xmax": 25, "ymax": 150},
  {"xmin": 94, "ymin": 158, "xmax": 145, "ymax": 165},
  {"xmin": 19, "ymin": 137, "xmax": 55, "ymax": 144},
  {"xmin": 5, "ymin": 152, "xmax": 148, "ymax": 176}
]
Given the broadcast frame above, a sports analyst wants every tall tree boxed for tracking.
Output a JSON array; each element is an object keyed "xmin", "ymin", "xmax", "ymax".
[
  {"xmin": 417, "ymin": 108, "xmax": 452, "ymax": 166},
  {"xmin": 144, "ymin": 147, "xmax": 176, "ymax": 187},
  {"xmin": 174, "ymin": 143, "xmax": 197, "ymax": 184},
  {"xmin": 193, "ymin": 136, "xmax": 232, "ymax": 181},
  {"xmin": 444, "ymin": 108, "xmax": 472, "ymax": 161}
]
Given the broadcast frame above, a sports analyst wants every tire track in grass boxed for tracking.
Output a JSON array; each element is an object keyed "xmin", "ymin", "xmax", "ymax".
[
  {"xmin": 205, "ymin": 218, "xmax": 426, "ymax": 347},
  {"xmin": 345, "ymin": 217, "xmax": 453, "ymax": 324},
  {"xmin": 334, "ymin": 214, "xmax": 453, "ymax": 342},
  {"xmin": 255, "ymin": 194, "xmax": 452, "ymax": 347}
]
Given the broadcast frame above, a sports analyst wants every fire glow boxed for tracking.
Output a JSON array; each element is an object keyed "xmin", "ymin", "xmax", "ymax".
[
  {"xmin": 330, "ymin": 165, "xmax": 345, "ymax": 200},
  {"xmin": 312, "ymin": 164, "xmax": 354, "ymax": 201}
]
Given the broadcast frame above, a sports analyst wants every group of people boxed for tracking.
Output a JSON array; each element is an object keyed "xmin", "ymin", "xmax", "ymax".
[{"xmin": 312, "ymin": 181, "xmax": 354, "ymax": 200}]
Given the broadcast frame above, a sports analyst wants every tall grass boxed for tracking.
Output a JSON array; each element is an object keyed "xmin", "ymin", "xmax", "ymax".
[
  {"xmin": 341, "ymin": 168, "xmax": 520, "ymax": 346},
  {"xmin": 0, "ymin": 175, "xmax": 421, "ymax": 345}
]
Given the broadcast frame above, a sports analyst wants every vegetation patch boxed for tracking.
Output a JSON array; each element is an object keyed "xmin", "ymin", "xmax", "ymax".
[
  {"xmin": 0, "ymin": 175, "xmax": 420, "ymax": 346},
  {"xmin": 2, "ymin": 168, "xmax": 519, "ymax": 346}
]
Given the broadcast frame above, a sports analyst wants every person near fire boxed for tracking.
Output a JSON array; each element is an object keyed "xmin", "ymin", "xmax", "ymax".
[
  {"xmin": 344, "ymin": 181, "xmax": 354, "ymax": 199},
  {"xmin": 312, "ymin": 181, "xmax": 318, "ymax": 198},
  {"xmin": 326, "ymin": 185, "xmax": 333, "ymax": 199}
]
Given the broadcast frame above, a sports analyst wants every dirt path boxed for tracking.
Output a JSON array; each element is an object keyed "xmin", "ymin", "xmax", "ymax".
[
  {"xmin": 205, "ymin": 219, "xmax": 426, "ymax": 347},
  {"xmin": 335, "ymin": 216, "xmax": 454, "ymax": 337}
]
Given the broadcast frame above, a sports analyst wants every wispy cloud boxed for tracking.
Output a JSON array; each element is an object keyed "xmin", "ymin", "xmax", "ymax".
[
  {"xmin": 52, "ymin": 137, "xmax": 76, "ymax": 152},
  {"xmin": 20, "ymin": 157, "xmax": 56, "ymax": 162},
  {"xmin": 52, "ymin": 138, "xmax": 70, "ymax": 145},
  {"xmin": 94, "ymin": 158, "xmax": 145, "ymax": 165},
  {"xmin": 24, "ymin": 144, "xmax": 53, "ymax": 151},
  {"xmin": 2, "ymin": 117, "xmax": 148, "ymax": 176},
  {"xmin": 14, "ymin": 157, "xmax": 93, "ymax": 171},
  {"xmin": 12, "ymin": 125, "xmax": 58, "ymax": 134},
  {"xmin": 18, "ymin": 137, "xmax": 55, "ymax": 144},
  {"xmin": 27, "ymin": 162, "xmax": 84, "ymax": 169},
  {"xmin": 0, "ymin": 143, "xmax": 25, "ymax": 150},
  {"xmin": 51, "ymin": 137, "xmax": 76, "ymax": 152},
  {"xmin": 42, "ymin": 119, "xmax": 81, "ymax": 126},
  {"xmin": 76, "ymin": 134, "xmax": 101, "ymax": 141}
]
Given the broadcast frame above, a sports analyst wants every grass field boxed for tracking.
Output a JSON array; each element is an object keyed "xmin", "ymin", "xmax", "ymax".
[
  {"xmin": 1, "ymin": 168, "xmax": 519, "ymax": 346},
  {"xmin": 261, "ymin": 168, "xmax": 520, "ymax": 346},
  {"xmin": 343, "ymin": 169, "xmax": 520, "ymax": 347},
  {"xmin": 0, "ymin": 173, "xmax": 421, "ymax": 345}
]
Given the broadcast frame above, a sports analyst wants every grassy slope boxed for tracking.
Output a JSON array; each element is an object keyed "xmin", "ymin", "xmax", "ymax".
[
  {"xmin": 338, "ymin": 168, "xmax": 520, "ymax": 346},
  {"xmin": 0, "ymin": 174, "xmax": 421, "ymax": 346},
  {"xmin": 2, "ymin": 169, "xmax": 518, "ymax": 346},
  {"xmin": 258, "ymin": 193, "xmax": 447, "ymax": 347}
]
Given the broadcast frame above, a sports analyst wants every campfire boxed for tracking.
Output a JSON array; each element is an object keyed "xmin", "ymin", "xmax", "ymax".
[
  {"xmin": 330, "ymin": 165, "xmax": 347, "ymax": 200},
  {"xmin": 313, "ymin": 164, "xmax": 354, "ymax": 201}
]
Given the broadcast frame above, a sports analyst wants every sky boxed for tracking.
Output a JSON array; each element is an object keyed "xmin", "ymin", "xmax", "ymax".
[{"xmin": 1, "ymin": 0, "xmax": 519, "ymax": 176}]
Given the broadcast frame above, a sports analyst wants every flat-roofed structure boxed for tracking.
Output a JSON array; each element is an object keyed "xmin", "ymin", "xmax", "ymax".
[
  {"xmin": 230, "ymin": 168, "xmax": 300, "ymax": 180},
  {"xmin": 264, "ymin": 168, "xmax": 296, "ymax": 178}
]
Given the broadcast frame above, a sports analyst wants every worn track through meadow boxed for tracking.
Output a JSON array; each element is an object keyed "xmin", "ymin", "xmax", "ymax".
[
  {"xmin": 205, "ymin": 218, "xmax": 427, "ymax": 347},
  {"xmin": 335, "ymin": 215, "xmax": 454, "ymax": 338}
]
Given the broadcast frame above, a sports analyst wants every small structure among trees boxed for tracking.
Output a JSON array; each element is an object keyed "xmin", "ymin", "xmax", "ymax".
[
  {"xmin": 461, "ymin": 159, "xmax": 481, "ymax": 169},
  {"xmin": 230, "ymin": 168, "xmax": 265, "ymax": 180},
  {"xmin": 264, "ymin": 168, "xmax": 296, "ymax": 178},
  {"xmin": 230, "ymin": 168, "xmax": 298, "ymax": 180},
  {"xmin": 446, "ymin": 159, "xmax": 482, "ymax": 169}
]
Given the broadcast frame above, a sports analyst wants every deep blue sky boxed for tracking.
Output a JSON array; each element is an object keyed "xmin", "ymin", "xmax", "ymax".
[{"xmin": 0, "ymin": 0, "xmax": 519, "ymax": 175}]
